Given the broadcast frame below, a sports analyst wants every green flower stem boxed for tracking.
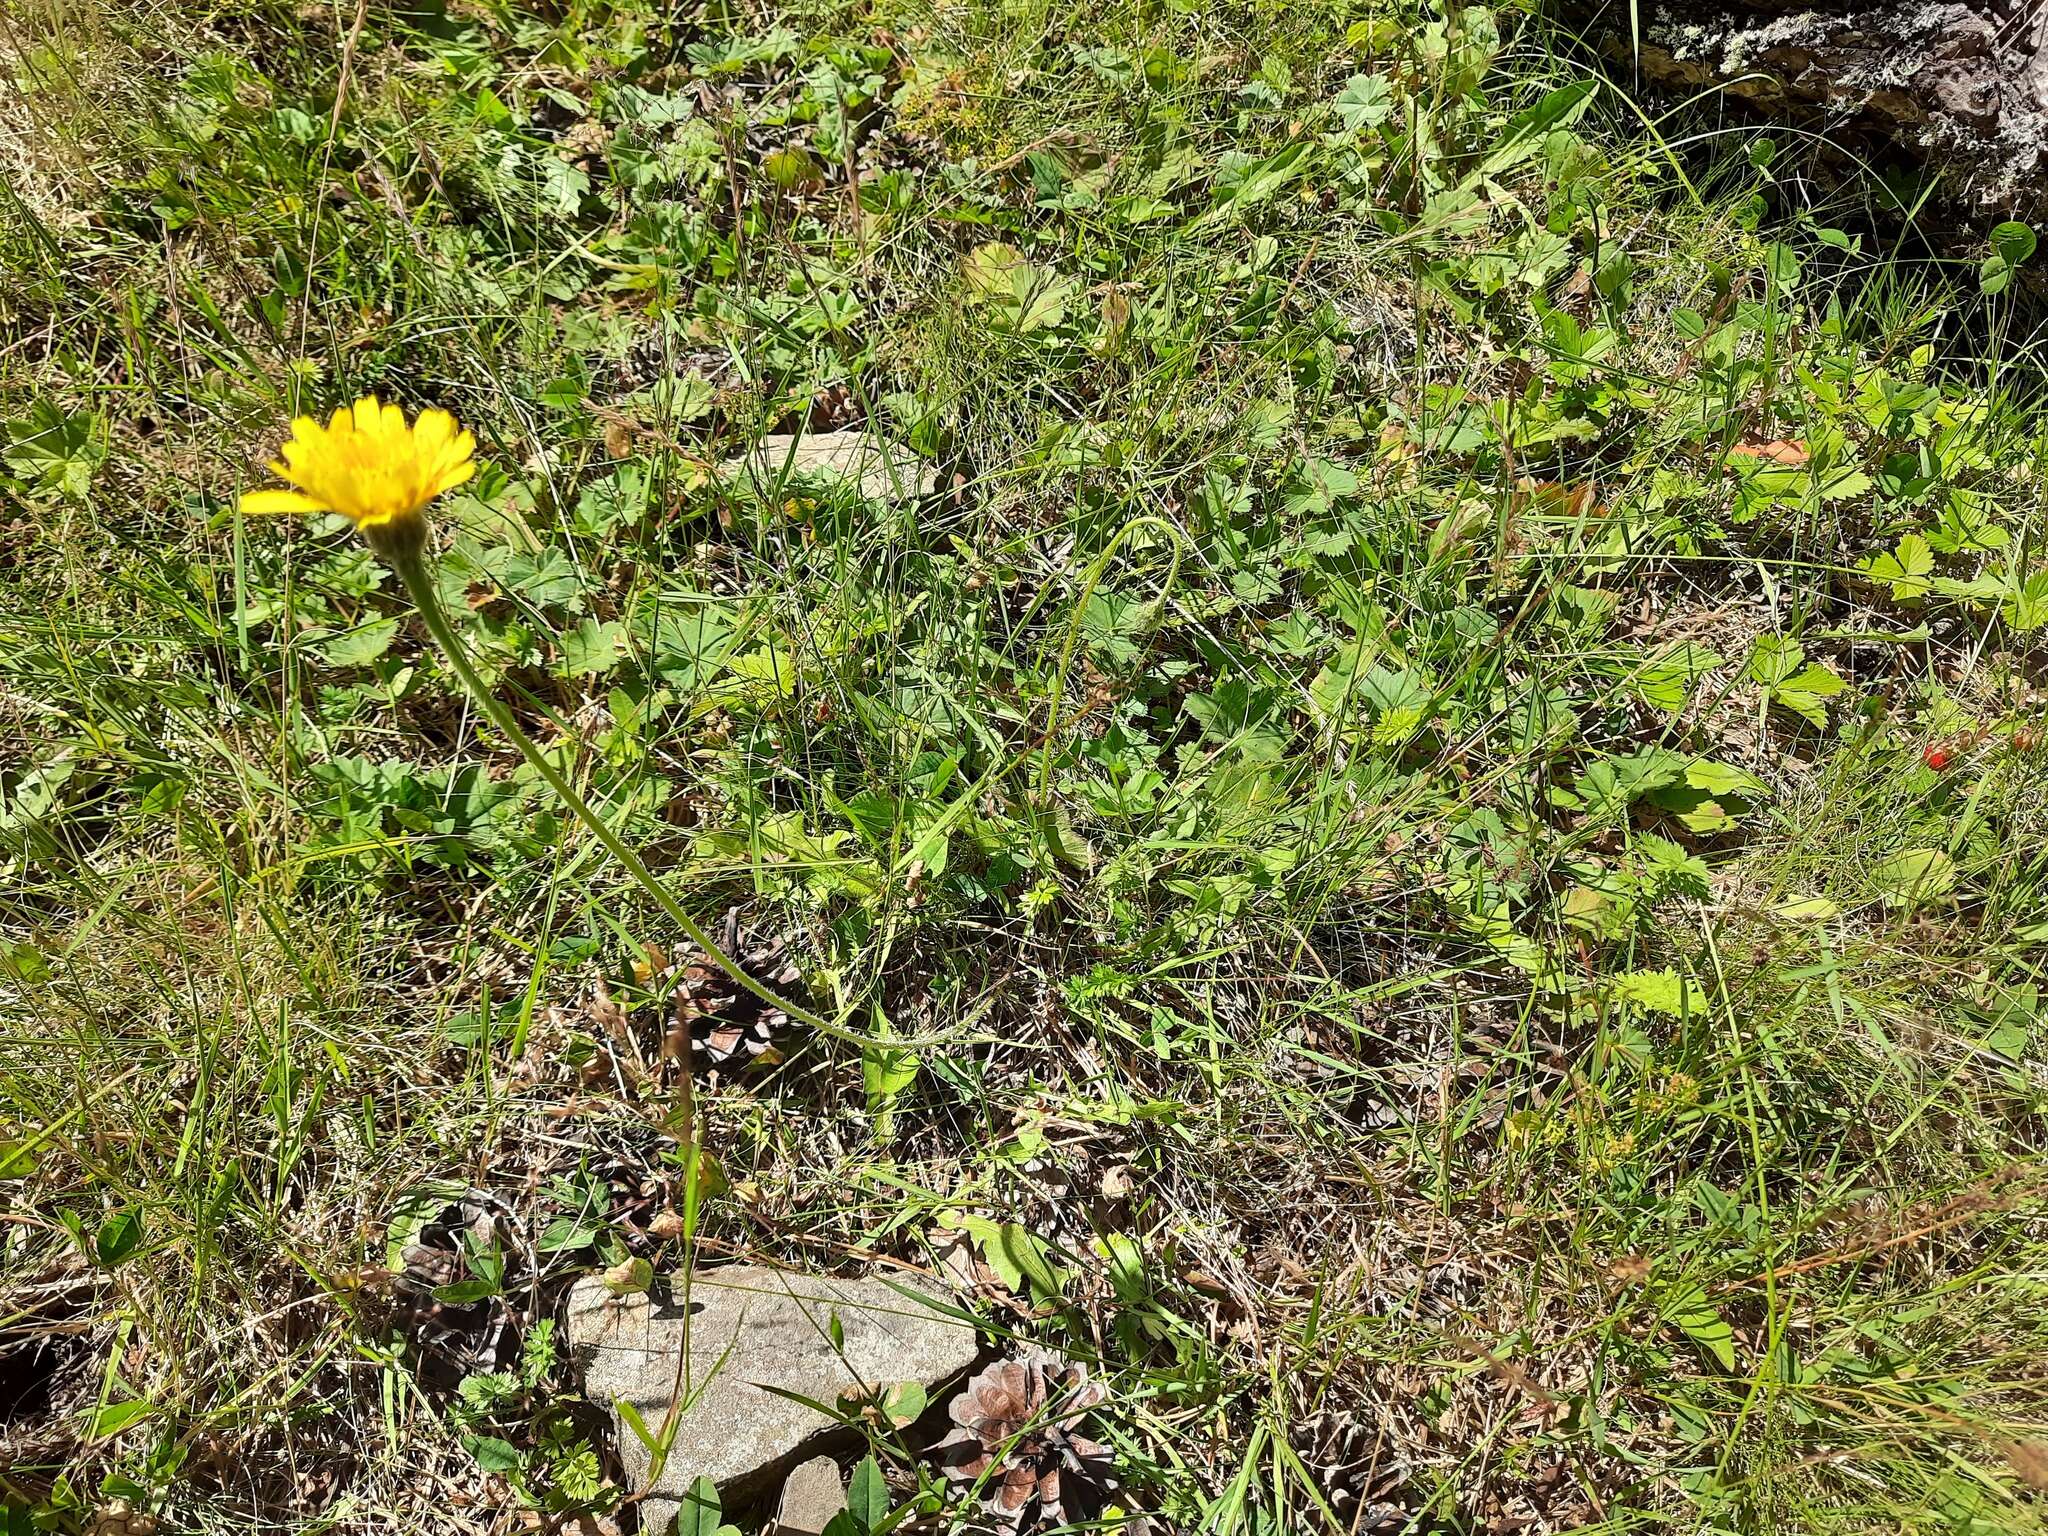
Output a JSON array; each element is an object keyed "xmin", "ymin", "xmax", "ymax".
[{"xmin": 386, "ymin": 547, "xmax": 853, "ymax": 1047}]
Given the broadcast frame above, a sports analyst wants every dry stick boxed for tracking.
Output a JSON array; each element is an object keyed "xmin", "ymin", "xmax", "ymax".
[{"xmin": 1713, "ymin": 1166, "xmax": 2048, "ymax": 1297}]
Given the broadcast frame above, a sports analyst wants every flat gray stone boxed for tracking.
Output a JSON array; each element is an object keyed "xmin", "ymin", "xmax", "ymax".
[
  {"xmin": 773, "ymin": 1455, "xmax": 845, "ymax": 1536},
  {"xmin": 723, "ymin": 431, "xmax": 929, "ymax": 503},
  {"xmin": 566, "ymin": 1266, "xmax": 977, "ymax": 1531}
]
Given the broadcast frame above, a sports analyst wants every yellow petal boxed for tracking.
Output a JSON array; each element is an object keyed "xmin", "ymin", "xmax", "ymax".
[
  {"xmin": 413, "ymin": 408, "xmax": 456, "ymax": 456},
  {"xmin": 241, "ymin": 488, "xmax": 332, "ymax": 515},
  {"xmin": 428, "ymin": 457, "xmax": 477, "ymax": 498}
]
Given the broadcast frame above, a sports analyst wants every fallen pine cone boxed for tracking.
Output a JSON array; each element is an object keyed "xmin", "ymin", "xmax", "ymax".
[
  {"xmin": 933, "ymin": 1349, "xmax": 1118, "ymax": 1530},
  {"xmin": 659, "ymin": 910, "xmax": 803, "ymax": 1072}
]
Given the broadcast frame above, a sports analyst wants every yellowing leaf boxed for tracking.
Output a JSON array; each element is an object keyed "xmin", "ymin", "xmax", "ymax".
[{"xmin": 1610, "ymin": 968, "xmax": 1694, "ymax": 1017}]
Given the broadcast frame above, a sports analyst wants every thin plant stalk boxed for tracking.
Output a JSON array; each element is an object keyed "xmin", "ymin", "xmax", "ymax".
[{"xmin": 385, "ymin": 548, "xmax": 849, "ymax": 1058}]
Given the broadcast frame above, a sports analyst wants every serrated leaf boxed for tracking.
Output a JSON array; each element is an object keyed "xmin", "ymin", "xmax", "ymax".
[
  {"xmin": 464, "ymin": 1434, "xmax": 523, "ymax": 1473},
  {"xmin": 956, "ymin": 1214, "xmax": 1064, "ymax": 1298},
  {"xmin": 1861, "ymin": 533, "xmax": 1934, "ymax": 600},
  {"xmin": 722, "ymin": 644, "xmax": 799, "ymax": 698},
  {"xmin": 961, "ymin": 243, "xmax": 1075, "ymax": 333},
  {"xmin": 1683, "ymin": 759, "xmax": 1769, "ymax": 799},
  {"xmin": 1333, "ymin": 73, "xmax": 1394, "ymax": 131},
  {"xmin": 557, "ymin": 617, "xmax": 627, "ymax": 678},
  {"xmin": 1618, "ymin": 642, "xmax": 1722, "ymax": 713},
  {"xmin": 311, "ymin": 618, "xmax": 401, "ymax": 669},
  {"xmin": 1773, "ymin": 663, "xmax": 1846, "ymax": 727},
  {"xmin": 4, "ymin": 401, "xmax": 105, "ymax": 500},
  {"xmin": 1610, "ymin": 968, "xmax": 1693, "ymax": 1017},
  {"xmin": 1747, "ymin": 634, "xmax": 1803, "ymax": 686}
]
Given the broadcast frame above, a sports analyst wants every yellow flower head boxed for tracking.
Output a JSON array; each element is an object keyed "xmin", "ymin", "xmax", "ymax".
[{"xmin": 241, "ymin": 396, "xmax": 475, "ymax": 561}]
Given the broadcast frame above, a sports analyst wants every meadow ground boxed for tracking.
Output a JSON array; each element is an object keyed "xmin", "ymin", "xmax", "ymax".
[{"xmin": 4, "ymin": 0, "xmax": 2048, "ymax": 1532}]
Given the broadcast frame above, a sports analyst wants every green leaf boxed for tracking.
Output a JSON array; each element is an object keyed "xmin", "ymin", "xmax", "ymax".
[
  {"xmin": 311, "ymin": 617, "xmax": 401, "ymax": 669},
  {"xmin": 465, "ymin": 1434, "xmax": 523, "ymax": 1474},
  {"xmin": 600, "ymin": 1256, "xmax": 653, "ymax": 1296},
  {"xmin": 557, "ymin": 618, "xmax": 627, "ymax": 678},
  {"xmin": 881, "ymin": 1379, "xmax": 927, "ymax": 1427},
  {"xmin": 432, "ymin": 1277, "xmax": 501, "ymax": 1305},
  {"xmin": 0, "ymin": 942, "xmax": 50, "ymax": 983},
  {"xmin": 1764, "ymin": 242, "xmax": 1802, "ymax": 290},
  {"xmin": 764, "ymin": 146, "xmax": 820, "ymax": 189},
  {"xmin": 1207, "ymin": 140, "xmax": 1314, "ymax": 215},
  {"xmin": 94, "ymin": 1209, "xmax": 143, "ymax": 1267},
  {"xmin": 1333, "ymin": 73, "xmax": 1394, "ymax": 131},
  {"xmin": 1991, "ymin": 220, "xmax": 2037, "ymax": 266},
  {"xmin": 1616, "ymin": 643, "xmax": 1721, "ymax": 713},
  {"xmin": 722, "ymin": 644, "xmax": 799, "ymax": 698},
  {"xmin": 960, "ymin": 243, "xmax": 1075, "ymax": 333},
  {"xmin": 1683, "ymin": 759, "xmax": 1770, "ymax": 800},
  {"xmin": 1474, "ymin": 78, "xmax": 1596, "ymax": 182},
  {"xmin": 847, "ymin": 1455, "xmax": 888, "ymax": 1534},
  {"xmin": 1860, "ymin": 533, "xmax": 1934, "ymax": 600},
  {"xmin": 1774, "ymin": 663, "xmax": 1846, "ymax": 727},
  {"xmin": 90, "ymin": 1399, "xmax": 154, "ymax": 1439},
  {"xmin": 1871, "ymin": 847, "xmax": 1957, "ymax": 907},
  {"xmin": 1983, "ymin": 221, "xmax": 2035, "ymax": 294},
  {"xmin": 1746, "ymin": 634, "xmax": 1804, "ymax": 686},
  {"xmin": 5, "ymin": 401, "xmax": 105, "ymax": 499},
  {"xmin": 678, "ymin": 1475, "xmax": 724, "ymax": 1536},
  {"xmin": 1667, "ymin": 1287, "xmax": 1736, "ymax": 1370},
  {"xmin": 956, "ymin": 1214, "xmax": 1065, "ymax": 1298},
  {"xmin": 475, "ymin": 85, "xmax": 515, "ymax": 129},
  {"xmin": 861, "ymin": 1043, "xmax": 919, "ymax": 1109}
]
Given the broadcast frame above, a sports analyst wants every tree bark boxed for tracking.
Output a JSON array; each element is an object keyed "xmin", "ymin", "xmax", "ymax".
[{"xmin": 1574, "ymin": 0, "xmax": 2048, "ymax": 219}]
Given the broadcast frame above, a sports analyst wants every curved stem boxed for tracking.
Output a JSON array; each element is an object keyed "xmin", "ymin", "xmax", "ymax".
[{"xmin": 387, "ymin": 549, "xmax": 869, "ymax": 1045}]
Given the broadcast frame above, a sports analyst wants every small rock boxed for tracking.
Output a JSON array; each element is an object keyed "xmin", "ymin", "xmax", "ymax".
[
  {"xmin": 566, "ymin": 1266, "xmax": 977, "ymax": 1531},
  {"xmin": 773, "ymin": 1455, "xmax": 845, "ymax": 1536},
  {"xmin": 722, "ymin": 432, "xmax": 929, "ymax": 504}
]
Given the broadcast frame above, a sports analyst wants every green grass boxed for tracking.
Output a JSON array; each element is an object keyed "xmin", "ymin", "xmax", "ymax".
[{"xmin": 4, "ymin": 0, "xmax": 2048, "ymax": 1531}]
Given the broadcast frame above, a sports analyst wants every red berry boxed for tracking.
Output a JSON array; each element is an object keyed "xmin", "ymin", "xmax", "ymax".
[{"xmin": 1923, "ymin": 744, "xmax": 1953, "ymax": 771}]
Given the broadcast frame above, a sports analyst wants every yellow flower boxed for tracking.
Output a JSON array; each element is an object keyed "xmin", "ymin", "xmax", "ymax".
[{"xmin": 241, "ymin": 396, "xmax": 474, "ymax": 561}]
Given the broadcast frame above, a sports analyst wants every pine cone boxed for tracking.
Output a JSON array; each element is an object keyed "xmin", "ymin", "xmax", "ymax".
[
  {"xmin": 934, "ymin": 1351, "xmax": 1117, "ymax": 1530},
  {"xmin": 662, "ymin": 910, "xmax": 802, "ymax": 1072},
  {"xmin": 388, "ymin": 1188, "xmax": 516, "ymax": 1387}
]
